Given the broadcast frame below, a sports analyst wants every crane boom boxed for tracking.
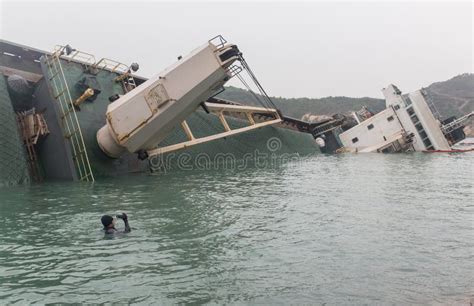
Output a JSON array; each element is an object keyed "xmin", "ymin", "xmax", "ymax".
[{"xmin": 96, "ymin": 38, "xmax": 241, "ymax": 158}]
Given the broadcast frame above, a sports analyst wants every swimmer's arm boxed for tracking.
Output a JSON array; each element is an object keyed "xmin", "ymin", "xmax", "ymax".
[
  {"xmin": 122, "ymin": 213, "xmax": 131, "ymax": 233},
  {"xmin": 124, "ymin": 219, "xmax": 131, "ymax": 233}
]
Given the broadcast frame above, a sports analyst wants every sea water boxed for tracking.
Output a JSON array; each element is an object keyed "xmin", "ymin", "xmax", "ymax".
[{"xmin": 0, "ymin": 153, "xmax": 472, "ymax": 304}]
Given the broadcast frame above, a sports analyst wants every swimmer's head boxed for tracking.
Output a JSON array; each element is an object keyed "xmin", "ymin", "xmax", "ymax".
[{"xmin": 101, "ymin": 215, "xmax": 116, "ymax": 228}]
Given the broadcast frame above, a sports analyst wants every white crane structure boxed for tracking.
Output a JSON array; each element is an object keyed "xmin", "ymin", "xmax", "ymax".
[{"xmin": 96, "ymin": 36, "xmax": 281, "ymax": 159}]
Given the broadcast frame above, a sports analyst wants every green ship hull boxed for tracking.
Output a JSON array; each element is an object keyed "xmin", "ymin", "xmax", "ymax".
[{"xmin": 0, "ymin": 40, "xmax": 319, "ymax": 185}]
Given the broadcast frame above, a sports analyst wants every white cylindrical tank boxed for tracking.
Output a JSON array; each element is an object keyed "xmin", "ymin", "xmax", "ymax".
[
  {"xmin": 96, "ymin": 125, "xmax": 125, "ymax": 158},
  {"xmin": 315, "ymin": 137, "xmax": 326, "ymax": 148}
]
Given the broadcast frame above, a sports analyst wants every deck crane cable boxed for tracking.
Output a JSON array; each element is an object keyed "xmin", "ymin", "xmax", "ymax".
[
  {"xmin": 235, "ymin": 73, "xmax": 271, "ymax": 109},
  {"xmin": 238, "ymin": 55, "xmax": 279, "ymax": 111},
  {"xmin": 231, "ymin": 53, "xmax": 279, "ymax": 111},
  {"xmin": 239, "ymin": 67, "xmax": 274, "ymax": 110}
]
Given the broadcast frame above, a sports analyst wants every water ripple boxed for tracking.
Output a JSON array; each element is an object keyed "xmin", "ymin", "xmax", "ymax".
[{"xmin": 0, "ymin": 153, "xmax": 473, "ymax": 304}]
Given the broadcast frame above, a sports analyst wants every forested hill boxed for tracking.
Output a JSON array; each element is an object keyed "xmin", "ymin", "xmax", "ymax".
[
  {"xmin": 426, "ymin": 73, "xmax": 474, "ymax": 118},
  {"xmin": 218, "ymin": 73, "xmax": 473, "ymax": 120},
  {"xmin": 218, "ymin": 87, "xmax": 385, "ymax": 119}
]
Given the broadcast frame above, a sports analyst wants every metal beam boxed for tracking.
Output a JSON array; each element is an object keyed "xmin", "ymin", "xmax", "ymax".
[
  {"xmin": 204, "ymin": 102, "xmax": 280, "ymax": 114},
  {"xmin": 218, "ymin": 112, "xmax": 231, "ymax": 131},
  {"xmin": 147, "ymin": 118, "xmax": 282, "ymax": 156},
  {"xmin": 181, "ymin": 120, "xmax": 195, "ymax": 140}
]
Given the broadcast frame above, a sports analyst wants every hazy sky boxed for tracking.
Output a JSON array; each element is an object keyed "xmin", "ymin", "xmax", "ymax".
[{"xmin": 0, "ymin": 1, "xmax": 472, "ymax": 99}]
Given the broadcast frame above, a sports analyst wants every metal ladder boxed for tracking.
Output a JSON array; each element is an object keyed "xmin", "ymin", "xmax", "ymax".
[
  {"xmin": 44, "ymin": 48, "xmax": 95, "ymax": 182},
  {"xmin": 122, "ymin": 75, "xmax": 137, "ymax": 93}
]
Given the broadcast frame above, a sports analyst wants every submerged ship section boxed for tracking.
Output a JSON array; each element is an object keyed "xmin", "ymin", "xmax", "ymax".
[
  {"xmin": 0, "ymin": 38, "xmax": 321, "ymax": 185},
  {"xmin": 3, "ymin": 37, "xmax": 467, "ymax": 187},
  {"xmin": 335, "ymin": 85, "xmax": 472, "ymax": 153}
]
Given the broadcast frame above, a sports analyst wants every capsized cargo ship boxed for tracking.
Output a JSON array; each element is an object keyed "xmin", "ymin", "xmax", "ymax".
[{"xmin": 1, "ymin": 36, "xmax": 333, "ymax": 186}]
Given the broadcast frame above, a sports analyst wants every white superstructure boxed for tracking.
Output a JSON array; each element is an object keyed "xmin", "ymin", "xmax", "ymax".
[{"xmin": 339, "ymin": 84, "xmax": 452, "ymax": 152}]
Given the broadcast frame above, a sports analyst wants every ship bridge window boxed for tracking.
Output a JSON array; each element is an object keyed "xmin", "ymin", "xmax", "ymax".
[
  {"xmin": 352, "ymin": 137, "xmax": 359, "ymax": 143},
  {"xmin": 419, "ymin": 130, "xmax": 428, "ymax": 139},
  {"xmin": 404, "ymin": 96, "xmax": 413, "ymax": 106},
  {"xmin": 407, "ymin": 107, "xmax": 415, "ymax": 116},
  {"xmin": 423, "ymin": 138, "xmax": 433, "ymax": 148},
  {"xmin": 367, "ymin": 124, "xmax": 374, "ymax": 130},
  {"xmin": 387, "ymin": 116, "xmax": 394, "ymax": 122},
  {"xmin": 415, "ymin": 122, "xmax": 424, "ymax": 132}
]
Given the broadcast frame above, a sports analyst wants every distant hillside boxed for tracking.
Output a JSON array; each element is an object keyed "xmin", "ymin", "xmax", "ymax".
[
  {"xmin": 426, "ymin": 73, "xmax": 474, "ymax": 118},
  {"xmin": 218, "ymin": 73, "xmax": 473, "ymax": 120},
  {"xmin": 219, "ymin": 87, "xmax": 385, "ymax": 119}
]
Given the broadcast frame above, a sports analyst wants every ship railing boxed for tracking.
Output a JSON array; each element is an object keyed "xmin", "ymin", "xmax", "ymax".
[
  {"xmin": 52, "ymin": 45, "xmax": 97, "ymax": 67},
  {"xmin": 51, "ymin": 45, "xmax": 138, "ymax": 94},
  {"xmin": 441, "ymin": 111, "xmax": 474, "ymax": 134},
  {"xmin": 93, "ymin": 58, "xmax": 129, "ymax": 74},
  {"xmin": 421, "ymin": 88, "xmax": 442, "ymax": 121},
  {"xmin": 209, "ymin": 35, "xmax": 228, "ymax": 50},
  {"xmin": 93, "ymin": 58, "xmax": 138, "ymax": 93},
  {"xmin": 43, "ymin": 48, "xmax": 95, "ymax": 182}
]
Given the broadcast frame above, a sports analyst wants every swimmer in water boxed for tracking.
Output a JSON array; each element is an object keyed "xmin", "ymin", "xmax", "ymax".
[{"xmin": 101, "ymin": 213, "xmax": 131, "ymax": 234}]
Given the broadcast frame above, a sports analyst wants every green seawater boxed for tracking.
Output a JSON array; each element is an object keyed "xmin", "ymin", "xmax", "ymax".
[{"xmin": 0, "ymin": 153, "xmax": 473, "ymax": 304}]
